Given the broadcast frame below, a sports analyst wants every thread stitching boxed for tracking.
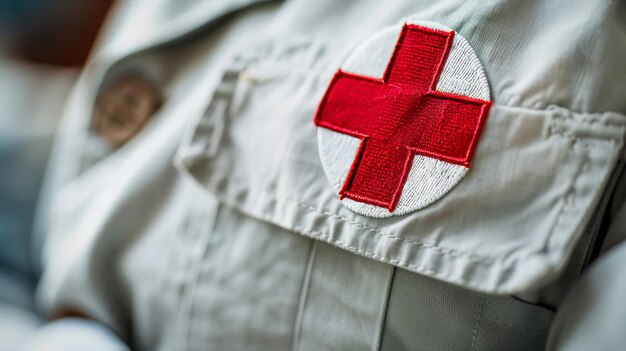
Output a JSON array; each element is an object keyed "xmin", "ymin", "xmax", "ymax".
[
  {"xmin": 314, "ymin": 24, "xmax": 491, "ymax": 212},
  {"xmin": 232, "ymin": 130, "xmax": 594, "ymax": 288}
]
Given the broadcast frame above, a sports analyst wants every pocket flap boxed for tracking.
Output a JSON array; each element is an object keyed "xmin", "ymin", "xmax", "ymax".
[{"xmin": 176, "ymin": 35, "xmax": 626, "ymax": 294}]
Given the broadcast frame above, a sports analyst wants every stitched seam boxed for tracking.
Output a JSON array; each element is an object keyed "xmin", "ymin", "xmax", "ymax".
[
  {"xmin": 471, "ymin": 297, "xmax": 484, "ymax": 350},
  {"xmin": 542, "ymin": 135, "xmax": 619, "ymax": 273},
  {"xmin": 488, "ymin": 100, "xmax": 626, "ymax": 122},
  {"xmin": 375, "ymin": 266, "xmax": 395, "ymax": 351},
  {"xmin": 188, "ymin": 130, "xmax": 601, "ymax": 281},
  {"xmin": 550, "ymin": 107, "xmax": 626, "ymax": 129},
  {"xmin": 557, "ymin": 142, "xmax": 590, "ymax": 227},
  {"xmin": 555, "ymin": 121, "xmax": 626, "ymax": 129},
  {"xmin": 180, "ymin": 201, "xmax": 218, "ymax": 351},
  {"xmin": 199, "ymin": 132, "xmax": 601, "ymax": 273},
  {"xmin": 289, "ymin": 224, "xmax": 473, "ymax": 286},
  {"xmin": 290, "ymin": 240, "xmax": 317, "ymax": 351},
  {"xmin": 278, "ymin": 135, "xmax": 598, "ymax": 266},
  {"xmin": 186, "ymin": 125, "xmax": 605, "ymax": 289},
  {"xmin": 286, "ymin": 197, "xmax": 494, "ymax": 263},
  {"xmin": 257, "ymin": 136, "xmax": 593, "ymax": 289},
  {"xmin": 479, "ymin": 318, "xmax": 549, "ymax": 334},
  {"xmin": 549, "ymin": 118, "xmax": 625, "ymax": 144}
]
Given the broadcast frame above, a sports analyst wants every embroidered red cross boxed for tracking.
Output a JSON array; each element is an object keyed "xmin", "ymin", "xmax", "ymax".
[{"xmin": 314, "ymin": 24, "xmax": 491, "ymax": 212}]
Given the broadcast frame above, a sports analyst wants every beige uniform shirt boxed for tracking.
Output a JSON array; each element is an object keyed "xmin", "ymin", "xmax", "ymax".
[{"xmin": 31, "ymin": 0, "xmax": 626, "ymax": 350}]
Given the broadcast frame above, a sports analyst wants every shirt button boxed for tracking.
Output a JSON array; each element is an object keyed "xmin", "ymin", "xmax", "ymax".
[{"xmin": 93, "ymin": 76, "xmax": 161, "ymax": 147}]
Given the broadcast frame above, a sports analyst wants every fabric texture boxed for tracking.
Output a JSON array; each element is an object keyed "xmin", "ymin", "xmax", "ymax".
[
  {"xmin": 381, "ymin": 268, "xmax": 554, "ymax": 351},
  {"xmin": 31, "ymin": 0, "xmax": 626, "ymax": 350},
  {"xmin": 315, "ymin": 21, "xmax": 491, "ymax": 215},
  {"xmin": 179, "ymin": 20, "xmax": 625, "ymax": 294},
  {"xmin": 547, "ymin": 241, "xmax": 626, "ymax": 350}
]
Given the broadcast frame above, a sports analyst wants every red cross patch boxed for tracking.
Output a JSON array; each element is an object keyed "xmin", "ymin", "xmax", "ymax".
[{"xmin": 315, "ymin": 21, "xmax": 492, "ymax": 217}]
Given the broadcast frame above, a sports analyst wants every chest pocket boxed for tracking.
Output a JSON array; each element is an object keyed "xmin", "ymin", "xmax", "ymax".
[{"xmin": 175, "ymin": 33, "xmax": 626, "ymax": 295}]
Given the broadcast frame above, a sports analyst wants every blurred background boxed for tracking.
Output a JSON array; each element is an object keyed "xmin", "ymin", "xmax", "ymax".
[{"xmin": 0, "ymin": 0, "xmax": 114, "ymax": 346}]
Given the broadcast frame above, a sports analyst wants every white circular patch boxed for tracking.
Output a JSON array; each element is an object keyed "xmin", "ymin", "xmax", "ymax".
[{"xmin": 316, "ymin": 20, "xmax": 491, "ymax": 218}]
